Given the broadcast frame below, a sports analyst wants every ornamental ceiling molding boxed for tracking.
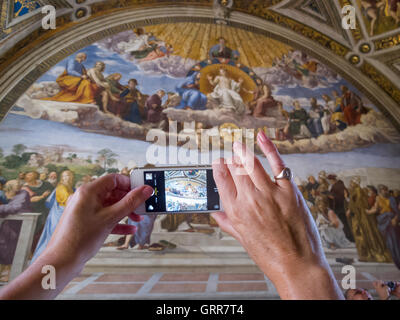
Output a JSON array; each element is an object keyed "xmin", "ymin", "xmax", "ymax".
[
  {"xmin": 0, "ymin": 2, "xmax": 399, "ymax": 128},
  {"xmin": 271, "ymin": 0, "xmax": 353, "ymax": 47}
]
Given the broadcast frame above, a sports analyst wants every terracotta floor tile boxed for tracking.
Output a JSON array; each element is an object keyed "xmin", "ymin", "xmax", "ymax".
[
  {"xmin": 219, "ymin": 273, "xmax": 265, "ymax": 282},
  {"xmin": 95, "ymin": 274, "xmax": 152, "ymax": 282},
  {"xmin": 159, "ymin": 273, "xmax": 209, "ymax": 282},
  {"xmin": 151, "ymin": 283, "xmax": 207, "ymax": 293},
  {"xmin": 217, "ymin": 282, "xmax": 267, "ymax": 292},
  {"xmin": 72, "ymin": 275, "xmax": 90, "ymax": 282},
  {"xmin": 78, "ymin": 283, "xmax": 143, "ymax": 294}
]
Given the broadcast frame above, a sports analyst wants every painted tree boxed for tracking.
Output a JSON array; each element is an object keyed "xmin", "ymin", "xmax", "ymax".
[
  {"xmin": 12, "ymin": 144, "xmax": 27, "ymax": 157},
  {"xmin": 97, "ymin": 149, "xmax": 118, "ymax": 171}
]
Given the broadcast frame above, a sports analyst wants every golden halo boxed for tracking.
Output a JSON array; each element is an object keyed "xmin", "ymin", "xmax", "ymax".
[
  {"xmin": 220, "ymin": 123, "xmax": 241, "ymax": 142},
  {"xmin": 199, "ymin": 64, "xmax": 257, "ymax": 103}
]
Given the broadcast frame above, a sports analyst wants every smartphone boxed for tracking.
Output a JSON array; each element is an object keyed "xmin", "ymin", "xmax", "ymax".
[{"xmin": 130, "ymin": 166, "xmax": 222, "ymax": 215}]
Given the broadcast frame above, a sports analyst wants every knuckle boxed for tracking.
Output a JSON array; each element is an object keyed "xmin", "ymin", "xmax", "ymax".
[
  {"xmin": 75, "ymin": 185, "xmax": 89, "ymax": 199},
  {"xmin": 124, "ymin": 193, "xmax": 138, "ymax": 209}
]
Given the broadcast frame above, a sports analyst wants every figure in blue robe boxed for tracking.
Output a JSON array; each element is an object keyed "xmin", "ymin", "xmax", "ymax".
[
  {"xmin": 377, "ymin": 197, "xmax": 400, "ymax": 270},
  {"xmin": 176, "ymin": 73, "xmax": 207, "ymax": 110},
  {"xmin": 31, "ymin": 183, "xmax": 74, "ymax": 263},
  {"xmin": 120, "ymin": 87, "xmax": 143, "ymax": 124}
]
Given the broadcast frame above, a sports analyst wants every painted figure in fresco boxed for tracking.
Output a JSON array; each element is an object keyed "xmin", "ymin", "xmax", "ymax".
[
  {"xmin": 119, "ymin": 28, "xmax": 165, "ymax": 60},
  {"xmin": 317, "ymin": 171, "xmax": 330, "ymax": 192},
  {"xmin": 207, "ymin": 68, "xmax": 246, "ymax": 114},
  {"xmin": 120, "ymin": 79, "xmax": 144, "ymax": 124},
  {"xmin": 117, "ymin": 215, "xmax": 158, "ymax": 250},
  {"xmin": 0, "ymin": 180, "xmax": 31, "ymax": 282},
  {"xmin": 118, "ymin": 28, "xmax": 151, "ymax": 55},
  {"xmin": 306, "ymin": 175, "xmax": 320, "ymax": 205},
  {"xmin": 364, "ymin": 185, "xmax": 393, "ymax": 261},
  {"xmin": 340, "ymin": 86, "xmax": 363, "ymax": 126},
  {"xmin": 315, "ymin": 196, "xmax": 353, "ymax": 249},
  {"xmin": 375, "ymin": 185, "xmax": 400, "ymax": 269},
  {"xmin": 247, "ymin": 81, "xmax": 278, "ymax": 118},
  {"xmin": 140, "ymin": 43, "xmax": 174, "ymax": 62},
  {"xmin": 285, "ymin": 100, "xmax": 312, "ymax": 139},
  {"xmin": 209, "ymin": 37, "xmax": 238, "ymax": 61},
  {"xmin": 0, "ymin": 178, "xmax": 8, "ymax": 205},
  {"xmin": 321, "ymin": 94, "xmax": 335, "ymax": 134},
  {"xmin": 47, "ymin": 172, "xmax": 58, "ymax": 188},
  {"xmin": 346, "ymin": 177, "xmax": 394, "ymax": 263},
  {"xmin": 330, "ymin": 90, "xmax": 348, "ymax": 131},
  {"xmin": 21, "ymin": 171, "xmax": 53, "ymax": 251},
  {"xmin": 146, "ymin": 90, "xmax": 166, "ymax": 124},
  {"xmin": 44, "ymin": 53, "xmax": 99, "ymax": 105},
  {"xmin": 307, "ymin": 97, "xmax": 324, "ymax": 137},
  {"xmin": 386, "ymin": 0, "xmax": 400, "ymax": 24},
  {"xmin": 176, "ymin": 72, "xmax": 208, "ymax": 111},
  {"xmin": 327, "ymin": 174, "xmax": 354, "ymax": 242},
  {"xmin": 361, "ymin": 0, "xmax": 386, "ymax": 36},
  {"xmin": 87, "ymin": 61, "xmax": 112, "ymax": 110},
  {"xmin": 31, "ymin": 171, "xmax": 75, "ymax": 263},
  {"xmin": 103, "ymin": 73, "xmax": 125, "ymax": 115}
]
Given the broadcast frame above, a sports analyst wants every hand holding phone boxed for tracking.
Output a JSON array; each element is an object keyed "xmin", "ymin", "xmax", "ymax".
[{"xmin": 131, "ymin": 166, "xmax": 222, "ymax": 215}]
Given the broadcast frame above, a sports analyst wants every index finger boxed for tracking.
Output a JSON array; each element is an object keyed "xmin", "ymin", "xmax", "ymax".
[{"xmin": 257, "ymin": 131, "xmax": 291, "ymax": 188}]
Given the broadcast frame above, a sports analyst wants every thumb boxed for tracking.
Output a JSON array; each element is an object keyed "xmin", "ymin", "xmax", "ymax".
[
  {"xmin": 211, "ymin": 212, "xmax": 241, "ymax": 241},
  {"xmin": 105, "ymin": 185, "xmax": 153, "ymax": 222}
]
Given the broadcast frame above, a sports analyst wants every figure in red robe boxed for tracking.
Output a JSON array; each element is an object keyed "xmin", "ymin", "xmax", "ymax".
[{"xmin": 340, "ymin": 85, "xmax": 362, "ymax": 126}]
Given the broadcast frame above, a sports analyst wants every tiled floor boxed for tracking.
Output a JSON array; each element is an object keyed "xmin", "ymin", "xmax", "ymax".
[{"xmin": 56, "ymin": 269, "xmax": 400, "ymax": 300}]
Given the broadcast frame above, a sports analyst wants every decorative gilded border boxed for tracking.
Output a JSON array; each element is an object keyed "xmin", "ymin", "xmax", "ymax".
[{"xmin": 374, "ymin": 34, "xmax": 400, "ymax": 51}]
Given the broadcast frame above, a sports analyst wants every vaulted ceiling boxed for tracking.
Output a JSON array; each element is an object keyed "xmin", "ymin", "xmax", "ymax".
[{"xmin": 0, "ymin": 0, "xmax": 399, "ymax": 129}]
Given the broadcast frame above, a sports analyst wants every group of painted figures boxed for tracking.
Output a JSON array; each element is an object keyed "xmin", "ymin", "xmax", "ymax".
[
  {"xmin": 278, "ymin": 85, "xmax": 368, "ymax": 141},
  {"xmin": 1, "ymin": 164, "xmax": 399, "ymax": 282},
  {"xmin": 41, "ymin": 34, "xmax": 368, "ymax": 143},
  {"xmin": 297, "ymin": 172, "xmax": 400, "ymax": 268},
  {"xmin": 42, "ymin": 52, "xmax": 167, "ymax": 126}
]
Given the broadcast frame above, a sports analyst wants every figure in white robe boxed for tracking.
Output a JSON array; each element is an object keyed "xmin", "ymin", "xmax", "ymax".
[
  {"xmin": 316, "ymin": 209, "xmax": 353, "ymax": 249},
  {"xmin": 207, "ymin": 68, "xmax": 246, "ymax": 114},
  {"xmin": 118, "ymin": 34, "xmax": 151, "ymax": 54}
]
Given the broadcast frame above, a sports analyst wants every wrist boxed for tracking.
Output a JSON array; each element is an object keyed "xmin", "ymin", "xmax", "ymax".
[
  {"xmin": 267, "ymin": 262, "xmax": 343, "ymax": 300},
  {"xmin": 35, "ymin": 246, "xmax": 83, "ymax": 285}
]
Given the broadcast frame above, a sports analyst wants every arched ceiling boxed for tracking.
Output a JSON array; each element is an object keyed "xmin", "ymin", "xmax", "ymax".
[{"xmin": 0, "ymin": 0, "xmax": 399, "ymax": 129}]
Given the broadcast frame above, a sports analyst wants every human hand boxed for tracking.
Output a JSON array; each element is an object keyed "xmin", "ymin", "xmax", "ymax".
[
  {"xmin": 212, "ymin": 131, "xmax": 343, "ymax": 300},
  {"xmin": 41, "ymin": 174, "xmax": 153, "ymax": 266},
  {"xmin": 393, "ymin": 281, "xmax": 400, "ymax": 298},
  {"xmin": 0, "ymin": 174, "xmax": 153, "ymax": 300},
  {"xmin": 42, "ymin": 190, "xmax": 51, "ymax": 198},
  {"xmin": 373, "ymin": 281, "xmax": 390, "ymax": 300}
]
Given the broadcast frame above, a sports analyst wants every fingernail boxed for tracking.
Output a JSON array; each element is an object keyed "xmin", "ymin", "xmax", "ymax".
[
  {"xmin": 142, "ymin": 186, "xmax": 154, "ymax": 198},
  {"xmin": 258, "ymin": 130, "xmax": 267, "ymax": 144}
]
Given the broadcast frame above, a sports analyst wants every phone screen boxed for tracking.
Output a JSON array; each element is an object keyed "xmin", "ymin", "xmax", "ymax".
[{"xmin": 143, "ymin": 169, "xmax": 220, "ymax": 213}]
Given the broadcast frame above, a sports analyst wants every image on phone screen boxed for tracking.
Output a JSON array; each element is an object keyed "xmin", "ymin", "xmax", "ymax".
[{"xmin": 142, "ymin": 169, "xmax": 220, "ymax": 213}]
